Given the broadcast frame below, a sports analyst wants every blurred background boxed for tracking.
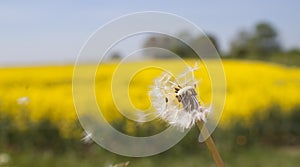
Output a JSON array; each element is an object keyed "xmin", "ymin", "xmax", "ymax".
[{"xmin": 0, "ymin": 1, "xmax": 300, "ymax": 167}]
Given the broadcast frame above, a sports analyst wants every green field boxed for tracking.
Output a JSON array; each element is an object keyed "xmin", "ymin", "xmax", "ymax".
[{"xmin": 2, "ymin": 144, "xmax": 300, "ymax": 167}]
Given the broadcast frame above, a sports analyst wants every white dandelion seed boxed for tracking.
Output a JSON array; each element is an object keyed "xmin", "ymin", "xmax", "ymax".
[
  {"xmin": 81, "ymin": 131, "xmax": 93, "ymax": 144},
  {"xmin": 135, "ymin": 110, "xmax": 147, "ymax": 122},
  {"xmin": 17, "ymin": 96, "xmax": 29, "ymax": 105},
  {"xmin": 109, "ymin": 161, "xmax": 130, "ymax": 167},
  {"xmin": 150, "ymin": 64, "xmax": 210, "ymax": 130},
  {"xmin": 0, "ymin": 153, "xmax": 10, "ymax": 165},
  {"xmin": 134, "ymin": 110, "xmax": 155, "ymax": 123}
]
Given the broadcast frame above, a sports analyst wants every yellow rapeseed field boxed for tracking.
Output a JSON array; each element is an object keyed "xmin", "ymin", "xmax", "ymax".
[{"xmin": 0, "ymin": 60, "xmax": 300, "ymax": 137}]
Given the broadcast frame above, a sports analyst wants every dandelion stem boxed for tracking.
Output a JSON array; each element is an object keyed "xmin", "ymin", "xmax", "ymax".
[{"xmin": 197, "ymin": 121, "xmax": 225, "ymax": 167}]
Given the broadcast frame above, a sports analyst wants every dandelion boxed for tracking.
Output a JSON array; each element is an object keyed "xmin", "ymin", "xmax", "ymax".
[
  {"xmin": 150, "ymin": 64, "xmax": 209, "ymax": 130},
  {"xmin": 150, "ymin": 64, "xmax": 225, "ymax": 167}
]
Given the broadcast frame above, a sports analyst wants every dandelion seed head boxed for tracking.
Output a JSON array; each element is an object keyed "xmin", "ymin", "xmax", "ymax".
[{"xmin": 150, "ymin": 64, "xmax": 210, "ymax": 130}]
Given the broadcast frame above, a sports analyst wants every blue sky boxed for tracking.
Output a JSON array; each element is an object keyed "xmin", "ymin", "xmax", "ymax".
[{"xmin": 1, "ymin": 1, "xmax": 299, "ymax": 66}]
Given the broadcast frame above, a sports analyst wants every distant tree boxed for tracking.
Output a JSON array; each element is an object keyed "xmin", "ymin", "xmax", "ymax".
[
  {"xmin": 142, "ymin": 32, "xmax": 220, "ymax": 59},
  {"xmin": 170, "ymin": 41, "xmax": 196, "ymax": 58},
  {"xmin": 253, "ymin": 22, "xmax": 281, "ymax": 55},
  {"xmin": 142, "ymin": 34, "xmax": 191, "ymax": 58},
  {"xmin": 230, "ymin": 30, "xmax": 251, "ymax": 58},
  {"xmin": 208, "ymin": 34, "xmax": 220, "ymax": 53},
  {"xmin": 230, "ymin": 22, "xmax": 281, "ymax": 58},
  {"xmin": 143, "ymin": 36, "xmax": 158, "ymax": 48},
  {"xmin": 192, "ymin": 34, "xmax": 220, "ymax": 54},
  {"xmin": 110, "ymin": 52, "xmax": 122, "ymax": 60},
  {"xmin": 142, "ymin": 35, "xmax": 176, "ymax": 58},
  {"xmin": 173, "ymin": 31, "xmax": 196, "ymax": 58}
]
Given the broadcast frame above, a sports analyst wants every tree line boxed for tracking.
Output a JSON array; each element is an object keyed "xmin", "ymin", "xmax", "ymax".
[{"xmin": 141, "ymin": 22, "xmax": 299, "ymax": 62}]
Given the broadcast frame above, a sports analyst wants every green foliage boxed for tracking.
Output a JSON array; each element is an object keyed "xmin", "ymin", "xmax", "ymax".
[
  {"xmin": 0, "ymin": 115, "xmax": 82, "ymax": 153},
  {"xmin": 230, "ymin": 22, "xmax": 281, "ymax": 59},
  {"xmin": 215, "ymin": 105, "xmax": 300, "ymax": 149},
  {"xmin": 142, "ymin": 33, "xmax": 220, "ymax": 59},
  {"xmin": 269, "ymin": 51, "xmax": 300, "ymax": 66},
  {"xmin": 1, "ymin": 106, "xmax": 300, "ymax": 166},
  {"xmin": 1, "ymin": 106, "xmax": 300, "ymax": 153}
]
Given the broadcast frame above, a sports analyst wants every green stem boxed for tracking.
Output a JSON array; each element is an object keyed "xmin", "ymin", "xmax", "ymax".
[{"xmin": 197, "ymin": 121, "xmax": 225, "ymax": 167}]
